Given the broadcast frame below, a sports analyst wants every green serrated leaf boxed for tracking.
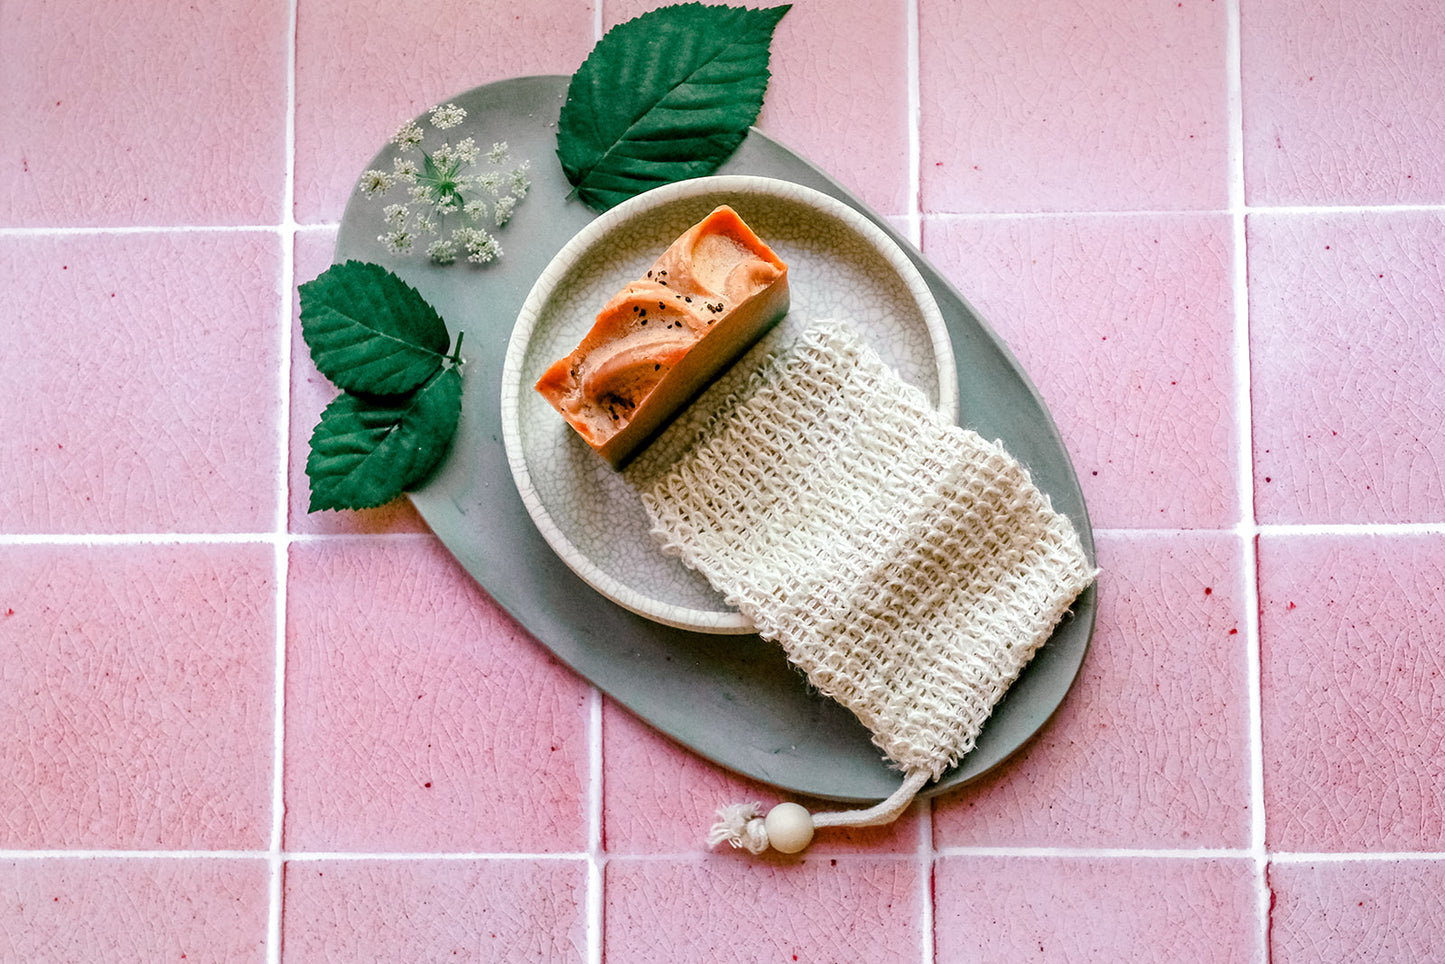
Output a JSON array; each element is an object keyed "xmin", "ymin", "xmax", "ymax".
[
  {"xmin": 299, "ymin": 260, "xmax": 451, "ymax": 395},
  {"xmin": 557, "ymin": 2, "xmax": 791, "ymax": 211},
  {"xmin": 305, "ymin": 366, "xmax": 463, "ymax": 512}
]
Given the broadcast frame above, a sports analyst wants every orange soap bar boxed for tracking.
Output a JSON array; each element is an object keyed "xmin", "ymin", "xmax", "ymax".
[{"xmin": 535, "ymin": 205, "xmax": 790, "ymax": 467}]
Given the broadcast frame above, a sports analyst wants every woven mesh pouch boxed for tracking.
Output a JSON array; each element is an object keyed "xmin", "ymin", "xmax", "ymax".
[{"xmin": 640, "ymin": 322, "xmax": 1096, "ymax": 851}]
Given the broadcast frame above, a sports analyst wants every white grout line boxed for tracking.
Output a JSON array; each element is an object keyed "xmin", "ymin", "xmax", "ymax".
[
  {"xmin": 266, "ymin": 0, "xmax": 301, "ymax": 959},
  {"xmin": 5, "ymin": 846, "xmax": 1441, "ymax": 863},
  {"xmin": 281, "ymin": 851, "xmax": 594, "ymax": 862},
  {"xmin": 1094, "ymin": 523, "xmax": 1445, "ymax": 538},
  {"xmin": 1269, "ymin": 851, "xmax": 1445, "ymax": 865},
  {"xmin": 0, "ymin": 225, "xmax": 289, "ymax": 236},
  {"xmin": 935, "ymin": 845, "xmax": 1260, "ymax": 861},
  {"xmin": 0, "ymin": 851, "xmax": 270, "ymax": 861},
  {"xmin": 905, "ymin": 0, "xmax": 923, "ymax": 249},
  {"xmin": 917, "ymin": 799, "xmax": 935, "ymax": 964},
  {"xmin": 0, "ymin": 533, "xmax": 285, "ymax": 546},
  {"xmin": 586, "ymin": 688, "xmax": 605, "ymax": 964},
  {"xmin": 1254, "ymin": 522, "xmax": 1445, "ymax": 537},
  {"xmin": 918, "ymin": 202, "xmax": 1445, "ymax": 221},
  {"xmin": 3, "ymin": 199, "xmax": 1442, "ymax": 240},
  {"xmin": 909, "ymin": 8, "xmax": 931, "ymax": 954},
  {"xmin": 1224, "ymin": 2, "xmax": 1273, "ymax": 960},
  {"xmin": 267, "ymin": 538, "xmax": 290, "ymax": 964}
]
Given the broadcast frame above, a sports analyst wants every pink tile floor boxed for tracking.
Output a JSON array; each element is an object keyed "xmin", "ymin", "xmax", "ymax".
[{"xmin": 3, "ymin": 0, "xmax": 1442, "ymax": 959}]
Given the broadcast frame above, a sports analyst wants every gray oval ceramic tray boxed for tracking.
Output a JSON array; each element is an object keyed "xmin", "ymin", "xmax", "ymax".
[{"xmin": 333, "ymin": 75, "xmax": 1097, "ymax": 804}]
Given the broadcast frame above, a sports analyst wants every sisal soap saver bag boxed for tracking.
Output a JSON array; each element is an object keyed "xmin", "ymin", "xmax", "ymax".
[{"xmin": 640, "ymin": 322, "xmax": 1097, "ymax": 854}]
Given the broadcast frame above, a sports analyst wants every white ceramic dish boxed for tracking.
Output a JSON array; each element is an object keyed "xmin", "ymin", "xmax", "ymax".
[{"xmin": 500, "ymin": 175, "xmax": 956, "ymax": 633}]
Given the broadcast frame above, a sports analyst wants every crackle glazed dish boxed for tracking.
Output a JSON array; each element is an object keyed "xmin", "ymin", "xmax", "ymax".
[{"xmin": 500, "ymin": 175, "xmax": 958, "ymax": 634}]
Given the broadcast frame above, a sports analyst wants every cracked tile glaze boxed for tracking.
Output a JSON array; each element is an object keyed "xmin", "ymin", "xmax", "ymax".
[{"xmin": 501, "ymin": 175, "xmax": 955, "ymax": 633}]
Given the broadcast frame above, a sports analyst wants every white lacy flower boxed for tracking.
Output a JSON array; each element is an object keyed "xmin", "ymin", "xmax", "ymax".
[
  {"xmin": 453, "ymin": 137, "xmax": 480, "ymax": 165},
  {"xmin": 427, "ymin": 238, "xmax": 458, "ymax": 265},
  {"xmin": 358, "ymin": 169, "xmax": 393, "ymax": 196},
  {"xmin": 508, "ymin": 162, "xmax": 531, "ymax": 197},
  {"xmin": 391, "ymin": 120, "xmax": 425, "ymax": 151},
  {"xmin": 428, "ymin": 102, "xmax": 466, "ymax": 130},
  {"xmin": 494, "ymin": 195, "xmax": 516, "ymax": 227},
  {"xmin": 392, "ymin": 156, "xmax": 420, "ymax": 181},
  {"xmin": 454, "ymin": 226, "xmax": 501, "ymax": 264},
  {"xmin": 475, "ymin": 171, "xmax": 502, "ymax": 197},
  {"xmin": 361, "ymin": 109, "xmax": 528, "ymax": 266},
  {"xmin": 383, "ymin": 203, "xmax": 408, "ymax": 227},
  {"xmin": 379, "ymin": 229, "xmax": 415, "ymax": 254}
]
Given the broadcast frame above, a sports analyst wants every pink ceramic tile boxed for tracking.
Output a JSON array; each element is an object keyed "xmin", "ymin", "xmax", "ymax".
[
  {"xmin": 924, "ymin": 213, "xmax": 1239, "ymax": 529},
  {"xmin": 284, "ymin": 537, "xmax": 590, "ymax": 853},
  {"xmin": 919, "ymin": 0, "xmax": 1229, "ymax": 213},
  {"xmin": 934, "ymin": 531, "xmax": 1252, "ymax": 850},
  {"xmin": 0, "ymin": 232, "xmax": 283, "ymax": 534},
  {"xmin": 289, "ymin": 228, "xmax": 427, "ymax": 533},
  {"xmin": 293, "ymin": 0, "xmax": 596, "ymax": 224},
  {"xmin": 607, "ymin": 0, "xmax": 912, "ymax": 216},
  {"xmin": 604, "ymin": 856, "xmax": 921, "ymax": 962},
  {"xmin": 283, "ymin": 858, "xmax": 587, "ymax": 961},
  {"xmin": 0, "ymin": 544, "xmax": 275, "ymax": 850},
  {"xmin": 0, "ymin": 0, "xmax": 287, "ymax": 227},
  {"xmin": 1269, "ymin": 859, "xmax": 1445, "ymax": 962},
  {"xmin": 1259, "ymin": 534, "xmax": 1445, "ymax": 853},
  {"xmin": 601, "ymin": 700, "xmax": 922, "ymax": 856},
  {"xmin": 935, "ymin": 855, "xmax": 1261, "ymax": 963},
  {"xmin": 1248, "ymin": 212, "xmax": 1445, "ymax": 525},
  {"xmin": 0, "ymin": 858, "xmax": 269, "ymax": 961},
  {"xmin": 1241, "ymin": 0, "xmax": 1445, "ymax": 205}
]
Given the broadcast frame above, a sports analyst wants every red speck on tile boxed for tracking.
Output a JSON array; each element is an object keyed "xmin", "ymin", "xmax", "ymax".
[
  {"xmin": 1205, "ymin": 587, "xmax": 1213, "ymax": 595},
  {"xmin": 1229, "ymin": 628, "xmax": 1238, "ymax": 635},
  {"xmin": 1287, "ymin": 601, "xmax": 1296, "ymax": 610}
]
